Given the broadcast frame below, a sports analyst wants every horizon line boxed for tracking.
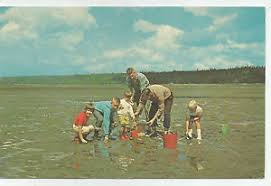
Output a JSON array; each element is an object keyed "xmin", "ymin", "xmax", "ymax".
[{"xmin": 0, "ymin": 65, "xmax": 265, "ymax": 78}]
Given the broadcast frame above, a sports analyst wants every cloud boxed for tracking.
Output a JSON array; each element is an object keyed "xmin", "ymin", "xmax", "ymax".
[
  {"xmin": 207, "ymin": 14, "xmax": 238, "ymax": 32},
  {"xmin": 0, "ymin": 8, "xmax": 263, "ymax": 76},
  {"xmin": 183, "ymin": 7, "xmax": 210, "ymax": 16},
  {"xmin": 193, "ymin": 56, "xmax": 253, "ymax": 70},
  {"xmin": 100, "ymin": 19, "xmax": 183, "ymax": 65},
  {"xmin": 133, "ymin": 19, "xmax": 158, "ymax": 32},
  {"xmin": 183, "ymin": 7, "xmax": 238, "ymax": 32},
  {"xmin": 85, "ymin": 63, "xmax": 106, "ymax": 73},
  {"xmin": 176, "ymin": 36, "xmax": 263, "ymax": 71},
  {"xmin": 102, "ymin": 46, "xmax": 165, "ymax": 62},
  {"xmin": 100, "ymin": 13, "xmax": 264, "ymax": 71},
  {"xmin": 98, "ymin": 17, "xmax": 263, "ymax": 71},
  {"xmin": 0, "ymin": 21, "xmax": 38, "ymax": 41},
  {"xmin": 103, "ymin": 49, "xmax": 128, "ymax": 59},
  {"xmin": 51, "ymin": 31, "xmax": 85, "ymax": 51},
  {"xmin": 204, "ymin": 41, "xmax": 260, "ymax": 53},
  {"xmin": 130, "ymin": 47, "xmax": 165, "ymax": 61},
  {"xmin": 134, "ymin": 19, "xmax": 184, "ymax": 50},
  {"xmin": 226, "ymin": 39, "xmax": 260, "ymax": 50},
  {"xmin": 0, "ymin": 8, "xmax": 96, "ymax": 47},
  {"xmin": 71, "ymin": 56, "xmax": 86, "ymax": 66}
]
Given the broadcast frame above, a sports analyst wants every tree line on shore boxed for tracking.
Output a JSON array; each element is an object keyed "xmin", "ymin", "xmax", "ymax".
[
  {"xmin": 114, "ymin": 66, "xmax": 265, "ymax": 84},
  {"xmin": 0, "ymin": 66, "xmax": 265, "ymax": 85}
]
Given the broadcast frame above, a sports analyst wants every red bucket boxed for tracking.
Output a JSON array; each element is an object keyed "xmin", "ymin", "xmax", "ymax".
[
  {"xmin": 131, "ymin": 130, "xmax": 139, "ymax": 138},
  {"xmin": 163, "ymin": 133, "xmax": 177, "ymax": 149}
]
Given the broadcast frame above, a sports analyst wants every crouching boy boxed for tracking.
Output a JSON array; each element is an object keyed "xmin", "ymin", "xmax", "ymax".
[
  {"xmin": 118, "ymin": 90, "xmax": 135, "ymax": 139},
  {"xmin": 185, "ymin": 100, "xmax": 203, "ymax": 141},
  {"xmin": 73, "ymin": 103, "xmax": 95, "ymax": 144}
]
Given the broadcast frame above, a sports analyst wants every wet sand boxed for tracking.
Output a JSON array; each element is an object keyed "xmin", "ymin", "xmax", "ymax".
[{"xmin": 0, "ymin": 84, "xmax": 264, "ymax": 178}]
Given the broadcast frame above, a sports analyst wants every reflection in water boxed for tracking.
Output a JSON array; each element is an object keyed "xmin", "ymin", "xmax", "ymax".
[
  {"xmin": 117, "ymin": 155, "xmax": 135, "ymax": 172},
  {"xmin": 184, "ymin": 140, "xmax": 205, "ymax": 171},
  {"xmin": 97, "ymin": 141, "xmax": 111, "ymax": 160},
  {"xmin": 90, "ymin": 141, "xmax": 136, "ymax": 172},
  {"xmin": 129, "ymin": 140, "xmax": 144, "ymax": 154},
  {"xmin": 72, "ymin": 145, "xmax": 84, "ymax": 171},
  {"xmin": 164, "ymin": 149, "xmax": 179, "ymax": 165},
  {"xmin": 187, "ymin": 156, "xmax": 204, "ymax": 171}
]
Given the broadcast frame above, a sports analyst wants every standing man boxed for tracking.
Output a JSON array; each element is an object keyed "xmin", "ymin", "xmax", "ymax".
[
  {"xmin": 134, "ymin": 84, "xmax": 173, "ymax": 135},
  {"xmin": 126, "ymin": 67, "xmax": 150, "ymax": 107},
  {"xmin": 93, "ymin": 97, "xmax": 120, "ymax": 143}
]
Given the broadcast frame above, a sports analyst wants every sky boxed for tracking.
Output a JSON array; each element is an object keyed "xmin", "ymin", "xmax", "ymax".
[{"xmin": 0, "ymin": 7, "xmax": 265, "ymax": 77}]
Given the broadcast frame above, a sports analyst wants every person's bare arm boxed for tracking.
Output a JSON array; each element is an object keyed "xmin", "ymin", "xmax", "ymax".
[
  {"xmin": 193, "ymin": 117, "xmax": 200, "ymax": 121},
  {"xmin": 147, "ymin": 99, "xmax": 164, "ymax": 126},
  {"xmin": 185, "ymin": 120, "xmax": 189, "ymax": 135},
  {"xmin": 147, "ymin": 109, "xmax": 162, "ymax": 126},
  {"xmin": 129, "ymin": 104, "xmax": 135, "ymax": 121},
  {"xmin": 134, "ymin": 103, "xmax": 144, "ymax": 117},
  {"xmin": 78, "ymin": 127, "xmax": 87, "ymax": 144}
]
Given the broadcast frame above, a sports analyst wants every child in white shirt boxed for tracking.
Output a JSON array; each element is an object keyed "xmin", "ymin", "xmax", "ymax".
[
  {"xmin": 185, "ymin": 100, "xmax": 203, "ymax": 141},
  {"xmin": 118, "ymin": 90, "xmax": 135, "ymax": 139}
]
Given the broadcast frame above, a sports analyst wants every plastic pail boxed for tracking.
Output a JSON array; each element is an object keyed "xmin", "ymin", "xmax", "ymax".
[
  {"xmin": 163, "ymin": 133, "xmax": 177, "ymax": 149},
  {"xmin": 131, "ymin": 130, "xmax": 139, "ymax": 138}
]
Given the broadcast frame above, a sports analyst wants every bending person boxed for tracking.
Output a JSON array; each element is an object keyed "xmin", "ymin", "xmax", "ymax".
[
  {"xmin": 135, "ymin": 84, "xmax": 173, "ymax": 136},
  {"xmin": 93, "ymin": 97, "xmax": 120, "ymax": 143}
]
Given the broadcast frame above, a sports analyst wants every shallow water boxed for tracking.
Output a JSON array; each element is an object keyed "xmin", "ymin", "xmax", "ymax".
[{"xmin": 0, "ymin": 84, "xmax": 264, "ymax": 178}]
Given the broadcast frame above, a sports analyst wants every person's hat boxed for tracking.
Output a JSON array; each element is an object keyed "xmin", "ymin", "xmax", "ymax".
[
  {"xmin": 85, "ymin": 102, "xmax": 95, "ymax": 110},
  {"xmin": 188, "ymin": 100, "xmax": 197, "ymax": 111}
]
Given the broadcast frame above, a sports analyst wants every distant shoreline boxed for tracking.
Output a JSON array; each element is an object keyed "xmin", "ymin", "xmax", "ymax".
[{"xmin": 0, "ymin": 66, "xmax": 265, "ymax": 85}]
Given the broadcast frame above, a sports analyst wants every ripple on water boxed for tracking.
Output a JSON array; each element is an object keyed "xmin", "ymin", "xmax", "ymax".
[
  {"xmin": 3, "ymin": 141, "xmax": 13, "ymax": 145},
  {"xmin": 23, "ymin": 159, "xmax": 41, "ymax": 170},
  {"xmin": 1, "ymin": 144, "xmax": 12, "ymax": 148},
  {"xmin": 0, "ymin": 151, "xmax": 25, "ymax": 161},
  {"xmin": 232, "ymin": 121, "xmax": 260, "ymax": 126},
  {"xmin": 61, "ymin": 100, "xmax": 84, "ymax": 105},
  {"xmin": 1, "ymin": 139, "xmax": 31, "ymax": 151},
  {"xmin": 117, "ymin": 156, "xmax": 135, "ymax": 172},
  {"xmin": 23, "ymin": 148, "xmax": 45, "ymax": 153},
  {"xmin": 43, "ymin": 152, "xmax": 73, "ymax": 161},
  {"xmin": 37, "ymin": 107, "xmax": 48, "ymax": 110},
  {"xmin": 9, "ymin": 166, "xmax": 26, "ymax": 176},
  {"xmin": 13, "ymin": 139, "xmax": 33, "ymax": 147}
]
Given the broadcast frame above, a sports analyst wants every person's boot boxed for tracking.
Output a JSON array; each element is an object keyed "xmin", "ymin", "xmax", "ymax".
[
  {"xmin": 197, "ymin": 129, "xmax": 202, "ymax": 144},
  {"xmin": 196, "ymin": 129, "xmax": 202, "ymax": 140},
  {"xmin": 164, "ymin": 128, "xmax": 170, "ymax": 135},
  {"xmin": 186, "ymin": 129, "xmax": 193, "ymax": 139}
]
